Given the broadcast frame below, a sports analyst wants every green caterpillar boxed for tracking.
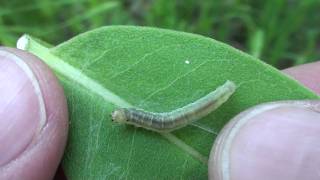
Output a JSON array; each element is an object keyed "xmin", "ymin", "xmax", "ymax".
[{"xmin": 112, "ymin": 80, "xmax": 236, "ymax": 132}]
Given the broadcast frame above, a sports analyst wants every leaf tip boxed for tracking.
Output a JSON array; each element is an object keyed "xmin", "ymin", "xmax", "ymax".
[{"xmin": 17, "ymin": 34, "xmax": 30, "ymax": 50}]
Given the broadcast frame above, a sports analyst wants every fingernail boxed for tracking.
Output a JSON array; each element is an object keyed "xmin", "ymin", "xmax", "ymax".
[
  {"xmin": 210, "ymin": 102, "xmax": 320, "ymax": 180},
  {"xmin": 0, "ymin": 50, "xmax": 46, "ymax": 166}
]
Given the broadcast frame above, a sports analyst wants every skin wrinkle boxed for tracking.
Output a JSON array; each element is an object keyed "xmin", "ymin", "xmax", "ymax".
[{"xmin": 0, "ymin": 79, "xmax": 28, "ymax": 112}]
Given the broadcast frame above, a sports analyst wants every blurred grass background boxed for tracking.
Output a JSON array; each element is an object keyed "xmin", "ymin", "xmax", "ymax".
[{"xmin": 0, "ymin": 0, "xmax": 319, "ymax": 68}]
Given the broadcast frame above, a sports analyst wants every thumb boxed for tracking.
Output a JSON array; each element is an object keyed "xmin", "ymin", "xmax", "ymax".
[
  {"xmin": 0, "ymin": 48, "xmax": 68, "ymax": 180},
  {"xmin": 209, "ymin": 100, "xmax": 320, "ymax": 180}
]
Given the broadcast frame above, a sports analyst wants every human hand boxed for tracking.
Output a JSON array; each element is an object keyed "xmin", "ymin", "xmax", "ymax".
[
  {"xmin": 209, "ymin": 61, "xmax": 320, "ymax": 179},
  {"xmin": 0, "ymin": 48, "xmax": 68, "ymax": 180}
]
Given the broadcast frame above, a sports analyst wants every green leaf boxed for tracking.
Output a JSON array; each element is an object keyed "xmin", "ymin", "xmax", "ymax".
[{"xmin": 18, "ymin": 26, "xmax": 319, "ymax": 179}]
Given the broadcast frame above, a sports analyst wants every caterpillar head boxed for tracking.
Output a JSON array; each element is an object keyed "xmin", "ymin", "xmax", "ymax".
[{"xmin": 111, "ymin": 109, "xmax": 127, "ymax": 124}]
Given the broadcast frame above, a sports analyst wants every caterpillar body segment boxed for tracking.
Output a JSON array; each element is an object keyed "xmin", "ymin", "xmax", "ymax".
[{"xmin": 111, "ymin": 80, "xmax": 236, "ymax": 132}]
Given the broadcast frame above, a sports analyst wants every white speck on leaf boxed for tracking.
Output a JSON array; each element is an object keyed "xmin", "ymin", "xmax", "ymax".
[{"xmin": 185, "ymin": 60, "xmax": 190, "ymax": 64}]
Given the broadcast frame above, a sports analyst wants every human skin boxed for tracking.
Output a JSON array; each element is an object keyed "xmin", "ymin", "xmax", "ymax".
[
  {"xmin": 0, "ymin": 47, "xmax": 319, "ymax": 180},
  {"xmin": 0, "ymin": 48, "xmax": 68, "ymax": 180}
]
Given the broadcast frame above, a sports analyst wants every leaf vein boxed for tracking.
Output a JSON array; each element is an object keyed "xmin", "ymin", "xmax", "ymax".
[
  {"xmin": 109, "ymin": 44, "xmax": 182, "ymax": 80},
  {"xmin": 139, "ymin": 60, "xmax": 209, "ymax": 104}
]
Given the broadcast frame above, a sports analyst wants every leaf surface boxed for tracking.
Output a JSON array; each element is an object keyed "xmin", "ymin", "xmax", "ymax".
[{"xmin": 18, "ymin": 26, "xmax": 319, "ymax": 179}]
